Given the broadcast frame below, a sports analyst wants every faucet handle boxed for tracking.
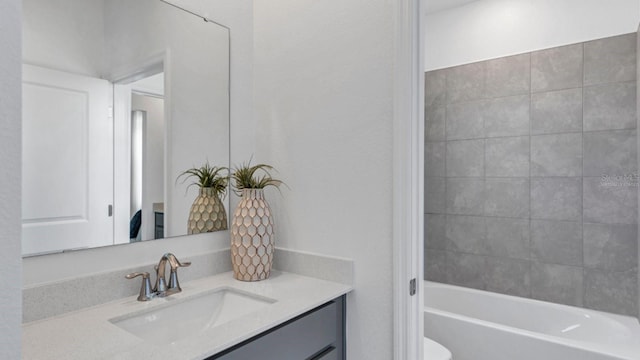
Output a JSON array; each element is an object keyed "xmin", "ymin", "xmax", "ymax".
[
  {"xmin": 125, "ymin": 272, "xmax": 154, "ymax": 302},
  {"xmin": 166, "ymin": 253, "xmax": 191, "ymax": 270}
]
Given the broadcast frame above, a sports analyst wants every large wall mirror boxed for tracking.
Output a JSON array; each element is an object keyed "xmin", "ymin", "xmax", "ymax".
[{"xmin": 21, "ymin": 0, "xmax": 230, "ymax": 256}]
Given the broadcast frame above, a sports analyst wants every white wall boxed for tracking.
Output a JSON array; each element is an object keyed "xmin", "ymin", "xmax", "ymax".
[
  {"xmin": 22, "ymin": 0, "xmax": 104, "ymax": 77},
  {"xmin": 425, "ymin": 0, "xmax": 640, "ymax": 70},
  {"xmin": 0, "ymin": 0, "xmax": 22, "ymax": 357},
  {"xmin": 253, "ymin": 0, "xmax": 394, "ymax": 358}
]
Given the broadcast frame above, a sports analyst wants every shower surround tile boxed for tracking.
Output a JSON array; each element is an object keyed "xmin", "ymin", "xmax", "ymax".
[
  {"xmin": 484, "ymin": 217, "xmax": 529, "ymax": 260},
  {"xmin": 425, "ymin": 142, "xmax": 445, "ymax": 177},
  {"xmin": 583, "ymin": 223, "xmax": 638, "ymax": 272},
  {"xmin": 585, "ymin": 268, "xmax": 638, "ymax": 316},
  {"xmin": 446, "ymin": 178, "xmax": 485, "ymax": 216},
  {"xmin": 584, "ymin": 33, "xmax": 637, "ymax": 86},
  {"xmin": 483, "ymin": 95, "xmax": 530, "ymax": 138},
  {"xmin": 583, "ymin": 129, "xmax": 637, "ymax": 177},
  {"xmin": 424, "ymin": 33, "xmax": 638, "ymax": 317},
  {"xmin": 531, "ymin": 43, "xmax": 583, "ymax": 92},
  {"xmin": 446, "ymin": 252, "xmax": 486, "ymax": 289},
  {"xmin": 425, "ymin": 249, "xmax": 447, "ymax": 283},
  {"xmin": 484, "ymin": 53, "xmax": 530, "ymax": 98},
  {"xmin": 425, "ymin": 177, "xmax": 446, "ymax": 214},
  {"xmin": 583, "ymin": 177, "xmax": 638, "ymax": 224},
  {"xmin": 485, "ymin": 136, "xmax": 529, "ymax": 177},
  {"xmin": 531, "ymin": 88, "xmax": 583, "ymax": 135},
  {"xmin": 446, "ymin": 101, "xmax": 484, "ymax": 140},
  {"xmin": 530, "ymin": 220, "xmax": 582, "ymax": 266},
  {"xmin": 531, "ymin": 133, "xmax": 583, "ymax": 177},
  {"xmin": 425, "ymin": 105, "xmax": 446, "ymax": 142},
  {"xmin": 583, "ymin": 81, "xmax": 637, "ymax": 131},
  {"xmin": 484, "ymin": 257, "xmax": 530, "ymax": 297},
  {"xmin": 447, "ymin": 62, "xmax": 485, "ymax": 104},
  {"xmin": 531, "ymin": 178, "xmax": 582, "ymax": 221},
  {"xmin": 425, "ymin": 69, "xmax": 447, "ymax": 107},
  {"xmin": 484, "ymin": 178, "xmax": 529, "ymax": 218},
  {"xmin": 531, "ymin": 263, "xmax": 583, "ymax": 307},
  {"xmin": 425, "ymin": 214, "xmax": 446, "ymax": 250},
  {"xmin": 446, "ymin": 139, "xmax": 484, "ymax": 177},
  {"xmin": 445, "ymin": 215, "xmax": 487, "ymax": 254}
]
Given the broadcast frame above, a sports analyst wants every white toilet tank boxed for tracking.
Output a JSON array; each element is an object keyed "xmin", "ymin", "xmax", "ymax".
[{"xmin": 424, "ymin": 337, "xmax": 452, "ymax": 360}]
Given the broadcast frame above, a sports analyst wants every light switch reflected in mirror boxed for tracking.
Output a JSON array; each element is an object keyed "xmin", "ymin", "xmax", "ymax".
[{"xmin": 21, "ymin": 0, "xmax": 230, "ymax": 257}]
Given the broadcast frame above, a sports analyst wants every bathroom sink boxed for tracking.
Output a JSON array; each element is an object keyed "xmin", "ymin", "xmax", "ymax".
[{"xmin": 110, "ymin": 288, "xmax": 276, "ymax": 344}]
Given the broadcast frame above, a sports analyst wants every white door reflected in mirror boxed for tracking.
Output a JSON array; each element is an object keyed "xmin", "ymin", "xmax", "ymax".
[{"xmin": 22, "ymin": 65, "xmax": 114, "ymax": 255}]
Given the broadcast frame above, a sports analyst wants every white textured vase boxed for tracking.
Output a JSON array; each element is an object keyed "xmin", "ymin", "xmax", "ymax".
[
  {"xmin": 230, "ymin": 188, "xmax": 274, "ymax": 281},
  {"xmin": 187, "ymin": 187, "xmax": 228, "ymax": 234}
]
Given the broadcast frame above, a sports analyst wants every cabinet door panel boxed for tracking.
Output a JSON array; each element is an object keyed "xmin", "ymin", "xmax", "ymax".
[{"xmin": 215, "ymin": 302, "xmax": 337, "ymax": 360}]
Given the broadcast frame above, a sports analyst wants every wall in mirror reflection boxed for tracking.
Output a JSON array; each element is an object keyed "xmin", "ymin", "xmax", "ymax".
[{"xmin": 21, "ymin": 0, "xmax": 230, "ymax": 256}]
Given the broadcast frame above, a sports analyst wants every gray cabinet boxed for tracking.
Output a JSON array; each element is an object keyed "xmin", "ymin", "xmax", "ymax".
[{"xmin": 208, "ymin": 295, "xmax": 345, "ymax": 360}]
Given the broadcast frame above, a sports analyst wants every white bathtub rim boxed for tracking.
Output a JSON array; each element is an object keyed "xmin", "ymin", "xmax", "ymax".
[
  {"xmin": 425, "ymin": 307, "xmax": 639, "ymax": 360},
  {"xmin": 424, "ymin": 281, "xmax": 640, "ymax": 360},
  {"xmin": 424, "ymin": 281, "xmax": 640, "ymax": 327}
]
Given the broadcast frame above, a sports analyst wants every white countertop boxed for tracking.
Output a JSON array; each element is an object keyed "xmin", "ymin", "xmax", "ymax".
[{"xmin": 23, "ymin": 271, "xmax": 352, "ymax": 360}]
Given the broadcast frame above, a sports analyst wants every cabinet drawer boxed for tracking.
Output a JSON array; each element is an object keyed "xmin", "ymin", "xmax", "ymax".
[{"xmin": 213, "ymin": 301, "xmax": 339, "ymax": 360}]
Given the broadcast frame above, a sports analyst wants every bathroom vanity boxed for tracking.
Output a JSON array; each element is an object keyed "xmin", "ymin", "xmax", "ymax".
[
  {"xmin": 210, "ymin": 296, "xmax": 345, "ymax": 359},
  {"xmin": 22, "ymin": 271, "xmax": 350, "ymax": 360}
]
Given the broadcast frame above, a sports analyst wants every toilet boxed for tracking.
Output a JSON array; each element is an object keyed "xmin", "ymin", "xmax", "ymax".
[{"xmin": 424, "ymin": 337, "xmax": 452, "ymax": 360}]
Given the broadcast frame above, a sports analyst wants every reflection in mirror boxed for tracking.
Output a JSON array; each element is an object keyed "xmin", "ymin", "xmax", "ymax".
[
  {"xmin": 21, "ymin": 0, "xmax": 230, "ymax": 257},
  {"xmin": 128, "ymin": 73, "xmax": 165, "ymax": 242}
]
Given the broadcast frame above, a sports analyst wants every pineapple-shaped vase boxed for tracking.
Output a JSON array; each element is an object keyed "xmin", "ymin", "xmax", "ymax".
[
  {"xmin": 230, "ymin": 188, "xmax": 274, "ymax": 281},
  {"xmin": 187, "ymin": 187, "xmax": 228, "ymax": 234}
]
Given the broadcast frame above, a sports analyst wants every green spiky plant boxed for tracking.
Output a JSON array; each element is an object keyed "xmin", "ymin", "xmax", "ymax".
[
  {"xmin": 231, "ymin": 160, "xmax": 284, "ymax": 196},
  {"xmin": 177, "ymin": 162, "xmax": 229, "ymax": 199}
]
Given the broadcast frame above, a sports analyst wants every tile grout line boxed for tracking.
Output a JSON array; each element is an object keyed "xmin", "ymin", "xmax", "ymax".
[
  {"xmin": 442, "ymin": 69, "xmax": 450, "ymax": 284},
  {"xmin": 528, "ymin": 52, "xmax": 533, "ymax": 299},
  {"xmin": 482, "ymin": 64, "xmax": 488, "ymax": 293},
  {"xmin": 581, "ymin": 42, "xmax": 587, "ymax": 308}
]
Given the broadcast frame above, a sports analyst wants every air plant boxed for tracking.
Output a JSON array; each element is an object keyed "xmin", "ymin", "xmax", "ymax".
[
  {"xmin": 177, "ymin": 162, "xmax": 229, "ymax": 198},
  {"xmin": 231, "ymin": 159, "xmax": 284, "ymax": 196}
]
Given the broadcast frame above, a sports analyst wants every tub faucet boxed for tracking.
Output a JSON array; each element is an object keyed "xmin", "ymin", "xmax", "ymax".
[
  {"xmin": 126, "ymin": 253, "xmax": 191, "ymax": 301},
  {"xmin": 154, "ymin": 253, "xmax": 191, "ymax": 297}
]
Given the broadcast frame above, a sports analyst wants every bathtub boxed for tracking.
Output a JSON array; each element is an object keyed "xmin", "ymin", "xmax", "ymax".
[{"xmin": 424, "ymin": 281, "xmax": 640, "ymax": 360}]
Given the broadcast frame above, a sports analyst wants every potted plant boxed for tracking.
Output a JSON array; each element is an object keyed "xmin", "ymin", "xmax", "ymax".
[
  {"xmin": 177, "ymin": 162, "xmax": 229, "ymax": 234},
  {"xmin": 230, "ymin": 160, "xmax": 284, "ymax": 281}
]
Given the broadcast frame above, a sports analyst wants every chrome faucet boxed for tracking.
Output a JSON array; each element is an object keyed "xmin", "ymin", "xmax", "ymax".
[
  {"xmin": 155, "ymin": 253, "xmax": 191, "ymax": 296},
  {"xmin": 126, "ymin": 253, "xmax": 191, "ymax": 301}
]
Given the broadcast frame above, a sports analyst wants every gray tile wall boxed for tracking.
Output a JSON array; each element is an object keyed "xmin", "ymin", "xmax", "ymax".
[
  {"xmin": 424, "ymin": 33, "xmax": 639, "ymax": 317},
  {"xmin": 637, "ymin": 24, "xmax": 640, "ymax": 320}
]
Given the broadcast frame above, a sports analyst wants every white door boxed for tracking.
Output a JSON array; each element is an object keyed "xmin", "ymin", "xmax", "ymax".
[{"xmin": 22, "ymin": 64, "xmax": 113, "ymax": 255}]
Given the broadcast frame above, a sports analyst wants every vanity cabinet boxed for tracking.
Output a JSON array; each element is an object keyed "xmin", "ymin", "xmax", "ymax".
[{"xmin": 208, "ymin": 295, "xmax": 346, "ymax": 360}]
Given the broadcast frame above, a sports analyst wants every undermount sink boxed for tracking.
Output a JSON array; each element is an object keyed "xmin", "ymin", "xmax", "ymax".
[{"xmin": 110, "ymin": 287, "xmax": 276, "ymax": 344}]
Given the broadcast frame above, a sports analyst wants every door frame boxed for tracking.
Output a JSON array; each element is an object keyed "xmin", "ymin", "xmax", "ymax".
[{"xmin": 393, "ymin": 0, "xmax": 424, "ymax": 359}]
